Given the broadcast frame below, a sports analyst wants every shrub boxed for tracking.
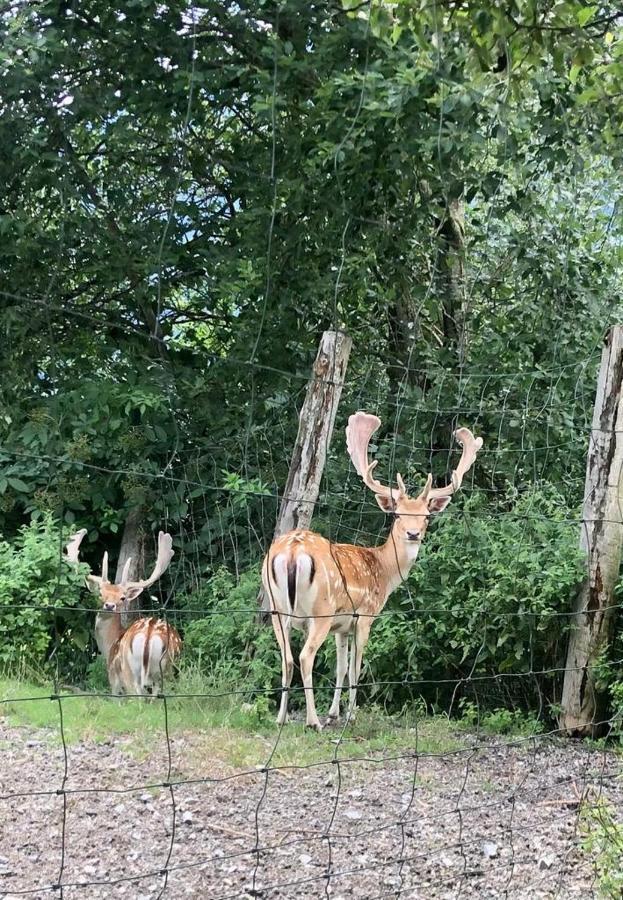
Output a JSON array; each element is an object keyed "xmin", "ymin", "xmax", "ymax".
[
  {"xmin": 179, "ymin": 568, "xmax": 280, "ymax": 694},
  {"xmin": 581, "ymin": 798, "xmax": 623, "ymax": 898},
  {"xmin": 595, "ymin": 580, "xmax": 623, "ymax": 742},
  {"xmin": 458, "ymin": 700, "xmax": 543, "ymax": 735},
  {"xmin": 0, "ymin": 514, "xmax": 95, "ymax": 678},
  {"xmin": 361, "ymin": 487, "xmax": 584, "ymax": 711}
]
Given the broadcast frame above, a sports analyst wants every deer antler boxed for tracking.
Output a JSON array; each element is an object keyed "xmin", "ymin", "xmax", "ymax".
[
  {"xmin": 64, "ymin": 529, "xmax": 87, "ymax": 564},
  {"xmin": 120, "ymin": 556, "xmax": 133, "ymax": 584},
  {"xmin": 419, "ymin": 427, "xmax": 483, "ymax": 501},
  {"xmin": 100, "ymin": 551, "xmax": 110, "ymax": 584},
  {"xmin": 64, "ymin": 528, "xmax": 105, "ymax": 594},
  {"xmin": 119, "ymin": 531, "xmax": 174, "ymax": 592},
  {"xmin": 64, "ymin": 528, "xmax": 173, "ymax": 597},
  {"xmin": 346, "ymin": 412, "xmax": 405, "ymax": 503}
]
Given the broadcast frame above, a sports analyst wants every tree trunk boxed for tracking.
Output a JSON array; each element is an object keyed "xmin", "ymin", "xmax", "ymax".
[
  {"xmin": 116, "ymin": 507, "xmax": 146, "ymax": 626},
  {"xmin": 115, "ymin": 507, "xmax": 145, "ymax": 583},
  {"xmin": 425, "ymin": 198, "xmax": 468, "ymax": 468},
  {"xmin": 559, "ymin": 326, "xmax": 623, "ymax": 737},
  {"xmin": 259, "ymin": 329, "xmax": 352, "ymax": 612},
  {"xmin": 386, "ymin": 277, "xmax": 429, "ymax": 394},
  {"xmin": 437, "ymin": 199, "xmax": 467, "ymax": 366},
  {"xmin": 274, "ymin": 330, "xmax": 352, "ymax": 537}
]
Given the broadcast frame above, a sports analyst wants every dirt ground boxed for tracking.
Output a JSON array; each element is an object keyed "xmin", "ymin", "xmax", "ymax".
[{"xmin": 0, "ymin": 717, "xmax": 621, "ymax": 900}]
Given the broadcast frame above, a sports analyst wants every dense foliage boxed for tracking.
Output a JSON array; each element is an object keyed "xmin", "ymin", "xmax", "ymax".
[
  {"xmin": 0, "ymin": 515, "xmax": 92, "ymax": 677},
  {"xmin": 1, "ymin": 1, "xmax": 623, "ymax": 715}
]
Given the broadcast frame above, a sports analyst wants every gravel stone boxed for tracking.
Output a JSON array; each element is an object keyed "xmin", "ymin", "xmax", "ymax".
[{"xmin": 0, "ymin": 723, "xmax": 621, "ymax": 898}]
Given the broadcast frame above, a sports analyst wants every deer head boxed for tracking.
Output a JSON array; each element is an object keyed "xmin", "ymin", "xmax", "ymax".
[
  {"xmin": 64, "ymin": 529, "xmax": 174, "ymax": 613},
  {"xmin": 346, "ymin": 412, "xmax": 483, "ymax": 547}
]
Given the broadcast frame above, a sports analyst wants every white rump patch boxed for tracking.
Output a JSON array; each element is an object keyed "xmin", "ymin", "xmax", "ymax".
[
  {"xmin": 296, "ymin": 553, "xmax": 313, "ymax": 585},
  {"xmin": 272, "ymin": 553, "xmax": 288, "ymax": 588}
]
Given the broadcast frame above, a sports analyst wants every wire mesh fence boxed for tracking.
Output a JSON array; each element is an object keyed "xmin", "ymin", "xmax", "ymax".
[
  {"xmin": 1, "ymin": 348, "xmax": 623, "ymax": 898},
  {"xmin": 2, "ymin": 0, "xmax": 623, "ymax": 896}
]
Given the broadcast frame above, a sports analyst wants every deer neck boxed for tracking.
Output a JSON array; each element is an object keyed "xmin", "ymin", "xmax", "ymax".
[
  {"xmin": 94, "ymin": 612, "xmax": 125, "ymax": 662},
  {"xmin": 376, "ymin": 526, "xmax": 421, "ymax": 596}
]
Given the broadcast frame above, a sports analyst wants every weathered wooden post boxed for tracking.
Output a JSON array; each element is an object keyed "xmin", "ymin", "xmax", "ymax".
[
  {"xmin": 559, "ymin": 326, "xmax": 623, "ymax": 737},
  {"xmin": 259, "ymin": 329, "xmax": 352, "ymax": 612}
]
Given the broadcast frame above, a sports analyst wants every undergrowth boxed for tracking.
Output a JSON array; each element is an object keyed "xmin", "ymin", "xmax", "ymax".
[{"xmin": 581, "ymin": 798, "xmax": 623, "ymax": 898}]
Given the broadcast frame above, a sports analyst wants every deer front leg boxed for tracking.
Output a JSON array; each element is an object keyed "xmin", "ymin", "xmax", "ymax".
[
  {"xmin": 347, "ymin": 622, "xmax": 370, "ymax": 724},
  {"xmin": 270, "ymin": 611, "xmax": 293, "ymax": 726},
  {"xmin": 326, "ymin": 633, "xmax": 348, "ymax": 724},
  {"xmin": 299, "ymin": 618, "xmax": 332, "ymax": 731}
]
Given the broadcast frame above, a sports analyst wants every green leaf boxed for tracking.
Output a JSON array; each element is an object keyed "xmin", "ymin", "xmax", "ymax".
[
  {"xmin": 577, "ymin": 6, "xmax": 597, "ymax": 26},
  {"xmin": 7, "ymin": 477, "xmax": 29, "ymax": 492}
]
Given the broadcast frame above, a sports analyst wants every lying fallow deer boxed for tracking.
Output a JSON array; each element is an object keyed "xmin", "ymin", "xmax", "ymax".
[
  {"xmin": 262, "ymin": 412, "xmax": 483, "ymax": 731},
  {"xmin": 65, "ymin": 530, "xmax": 182, "ymax": 696}
]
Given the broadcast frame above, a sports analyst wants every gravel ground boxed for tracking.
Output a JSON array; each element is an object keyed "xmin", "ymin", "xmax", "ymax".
[{"xmin": 1, "ymin": 718, "xmax": 621, "ymax": 899}]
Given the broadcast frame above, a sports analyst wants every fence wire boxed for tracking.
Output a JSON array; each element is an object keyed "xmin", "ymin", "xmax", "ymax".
[
  {"xmin": 1, "ymin": 355, "xmax": 623, "ymax": 899},
  {"xmin": 2, "ymin": 0, "xmax": 623, "ymax": 897}
]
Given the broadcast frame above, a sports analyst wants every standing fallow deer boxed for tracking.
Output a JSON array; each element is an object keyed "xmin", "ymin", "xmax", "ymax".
[
  {"xmin": 262, "ymin": 412, "xmax": 483, "ymax": 731},
  {"xmin": 65, "ymin": 530, "xmax": 182, "ymax": 696}
]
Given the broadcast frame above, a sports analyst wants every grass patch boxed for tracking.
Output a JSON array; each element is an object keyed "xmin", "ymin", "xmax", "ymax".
[
  {"xmin": 457, "ymin": 701, "xmax": 544, "ymax": 737},
  {"xmin": 0, "ymin": 671, "xmax": 463, "ymax": 769},
  {"xmin": 580, "ymin": 797, "xmax": 623, "ymax": 898}
]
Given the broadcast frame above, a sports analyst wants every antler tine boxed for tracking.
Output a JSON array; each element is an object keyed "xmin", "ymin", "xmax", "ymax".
[
  {"xmin": 101, "ymin": 551, "xmax": 110, "ymax": 584},
  {"xmin": 64, "ymin": 528, "xmax": 87, "ymax": 564},
  {"xmin": 130, "ymin": 531, "xmax": 174, "ymax": 590},
  {"xmin": 418, "ymin": 473, "xmax": 433, "ymax": 501},
  {"xmin": 346, "ymin": 412, "xmax": 404, "ymax": 501},
  {"xmin": 63, "ymin": 527, "xmax": 104, "ymax": 596},
  {"xmin": 119, "ymin": 556, "xmax": 133, "ymax": 585},
  {"xmin": 425, "ymin": 427, "xmax": 483, "ymax": 500},
  {"xmin": 144, "ymin": 531, "xmax": 174, "ymax": 586}
]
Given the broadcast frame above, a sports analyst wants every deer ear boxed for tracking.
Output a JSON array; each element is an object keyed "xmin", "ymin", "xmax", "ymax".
[
  {"xmin": 375, "ymin": 494, "xmax": 396, "ymax": 514},
  {"xmin": 85, "ymin": 575, "xmax": 102, "ymax": 595},
  {"xmin": 428, "ymin": 496, "xmax": 452, "ymax": 515},
  {"xmin": 123, "ymin": 585, "xmax": 145, "ymax": 602}
]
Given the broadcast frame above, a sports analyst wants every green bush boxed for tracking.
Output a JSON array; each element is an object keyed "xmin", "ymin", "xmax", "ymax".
[
  {"xmin": 595, "ymin": 580, "xmax": 623, "ymax": 742},
  {"xmin": 581, "ymin": 798, "xmax": 623, "ymax": 898},
  {"xmin": 179, "ymin": 568, "xmax": 280, "ymax": 694},
  {"xmin": 458, "ymin": 700, "xmax": 543, "ymax": 735},
  {"xmin": 359, "ymin": 487, "xmax": 584, "ymax": 711},
  {"xmin": 0, "ymin": 514, "xmax": 95, "ymax": 678},
  {"xmin": 84, "ymin": 654, "xmax": 109, "ymax": 692}
]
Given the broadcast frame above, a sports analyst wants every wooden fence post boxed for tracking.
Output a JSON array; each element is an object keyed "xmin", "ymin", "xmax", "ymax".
[
  {"xmin": 259, "ymin": 329, "xmax": 352, "ymax": 612},
  {"xmin": 559, "ymin": 325, "xmax": 623, "ymax": 737}
]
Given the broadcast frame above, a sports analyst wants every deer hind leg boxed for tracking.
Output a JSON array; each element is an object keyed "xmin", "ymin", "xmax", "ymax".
[
  {"xmin": 154, "ymin": 652, "xmax": 170, "ymax": 696},
  {"xmin": 271, "ymin": 610, "xmax": 294, "ymax": 726},
  {"xmin": 326, "ymin": 632, "xmax": 348, "ymax": 724},
  {"xmin": 347, "ymin": 620, "xmax": 371, "ymax": 724},
  {"xmin": 299, "ymin": 616, "xmax": 332, "ymax": 731},
  {"xmin": 108, "ymin": 659, "xmax": 125, "ymax": 697}
]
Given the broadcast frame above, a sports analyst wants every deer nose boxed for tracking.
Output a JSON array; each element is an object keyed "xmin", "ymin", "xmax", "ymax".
[
  {"xmin": 406, "ymin": 530, "xmax": 421, "ymax": 542},
  {"xmin": 103, "ymin": 602, "xmax": 115, "ymax": 611}
]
